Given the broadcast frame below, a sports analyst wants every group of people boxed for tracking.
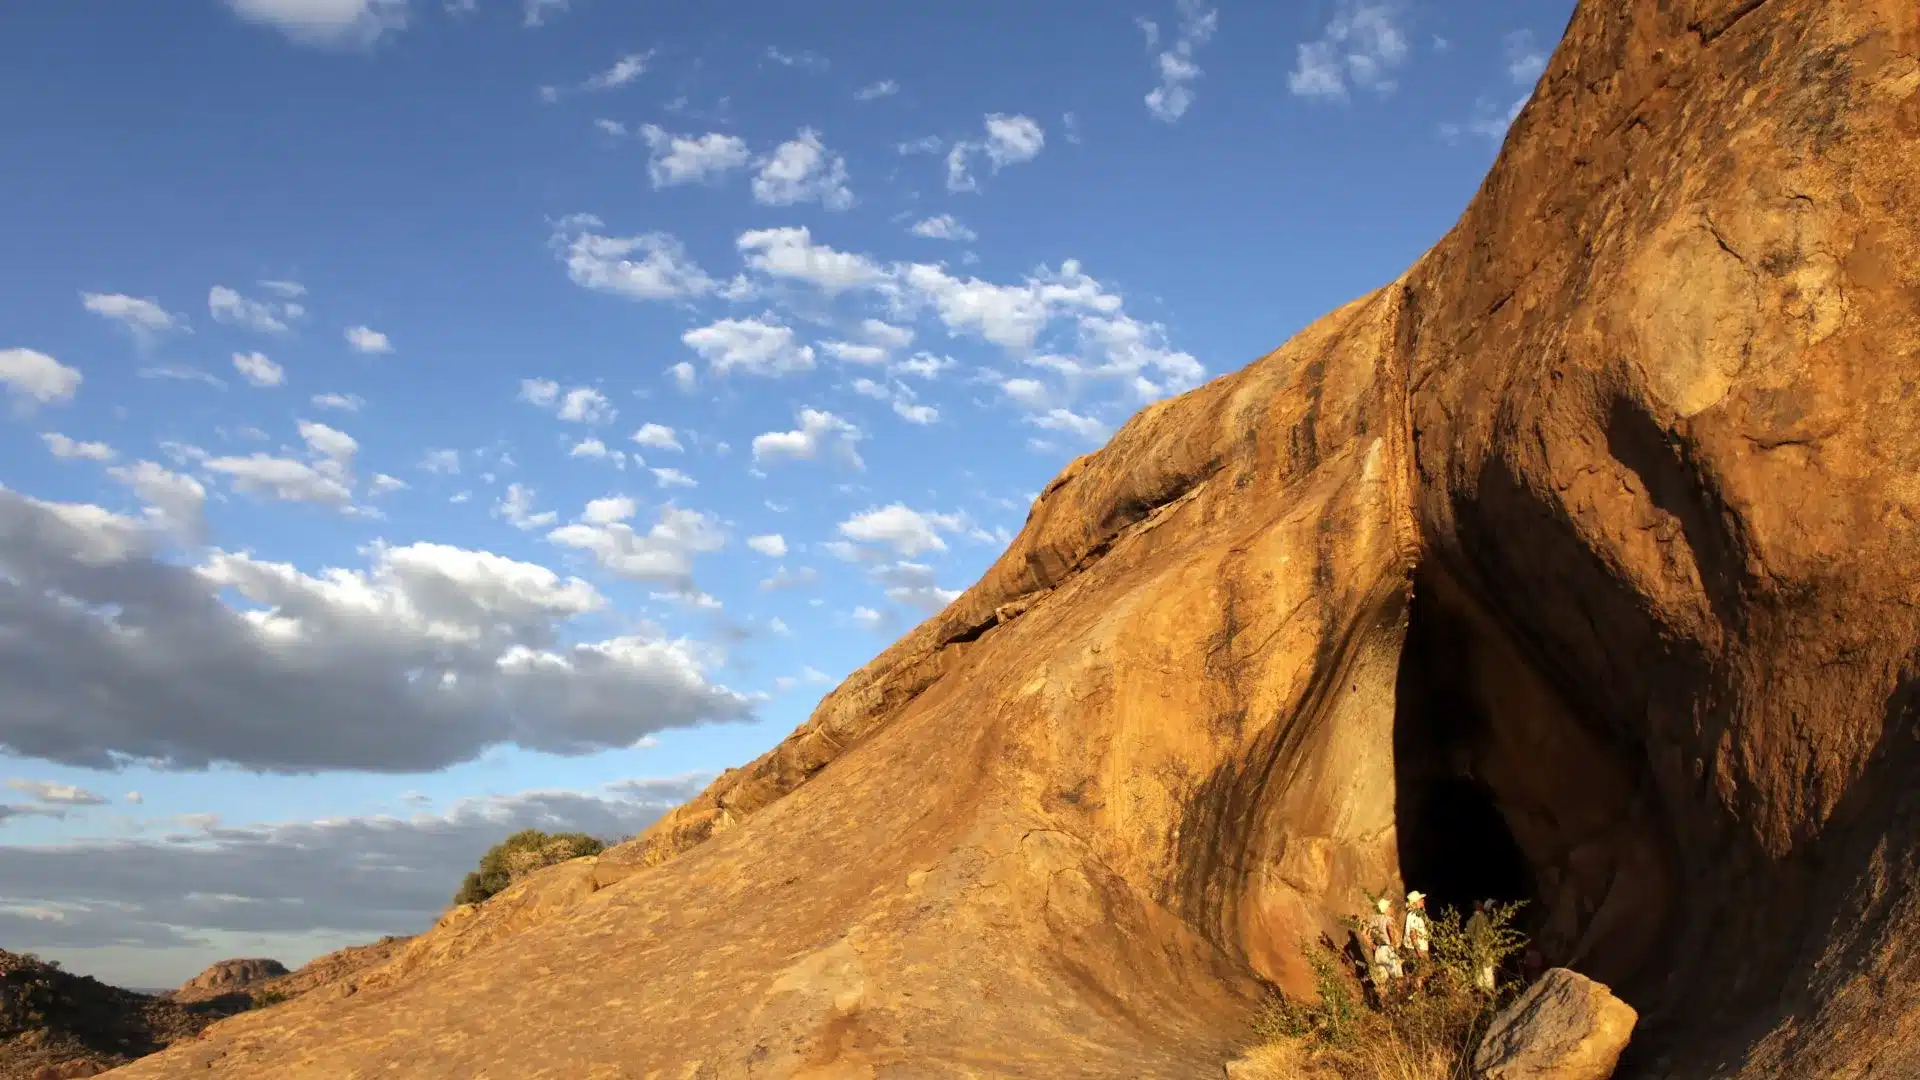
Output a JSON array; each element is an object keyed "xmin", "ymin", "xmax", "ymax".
[{"xmin": 1359, "ymin": 890, "xmax": 1502, "ymax": 999}]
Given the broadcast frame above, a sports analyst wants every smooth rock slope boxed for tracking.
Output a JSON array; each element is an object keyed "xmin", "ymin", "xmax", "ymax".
[{"xmin": 110, "ymin": 0, "xmax": 1920, "ymax": 1076}]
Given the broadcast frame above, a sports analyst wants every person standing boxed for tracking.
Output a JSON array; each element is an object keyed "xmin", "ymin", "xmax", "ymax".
[
  {"xmin": 1366, "ymin": 896, "xmax": 1403, "ymax": 997},
  {"xmin": 1466, "ymin": 899, "xmax": 1497, "ymax": 992}
]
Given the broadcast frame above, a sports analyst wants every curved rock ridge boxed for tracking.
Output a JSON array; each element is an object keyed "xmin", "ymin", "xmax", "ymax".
[{"xmin": 108, "ymin": 0, "xmax": 1920, "ymax": 1076}]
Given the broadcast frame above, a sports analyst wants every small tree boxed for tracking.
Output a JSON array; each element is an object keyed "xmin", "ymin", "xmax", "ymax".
[{"xmin": 452, "ymin": 829, "xmax": 606, "ymax": 906}]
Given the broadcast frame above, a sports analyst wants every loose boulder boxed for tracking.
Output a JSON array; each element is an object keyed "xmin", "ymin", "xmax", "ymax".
[{"xmin": 1474, "ymin": 969, "xmax": 1638, "ymax": 1080}]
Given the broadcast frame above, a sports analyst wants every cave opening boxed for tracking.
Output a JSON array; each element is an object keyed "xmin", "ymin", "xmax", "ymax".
[{"xmin": 1387, "ymin": 566, "xmax": 1673, "ymax": 991}]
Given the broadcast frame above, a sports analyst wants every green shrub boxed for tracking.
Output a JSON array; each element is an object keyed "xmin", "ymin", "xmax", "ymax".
[
  {"xmin": 1245, "ymin": 896, "xmax": 1533, "ymax": 1080},
  {"xmin": 451, "ymin": 829, "xmax": 607, "ymax": 906}
]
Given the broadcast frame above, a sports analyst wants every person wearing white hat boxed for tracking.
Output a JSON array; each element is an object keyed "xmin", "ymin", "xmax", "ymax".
[
  {"xmin": 1403, "ymin": 890, "xmax": 1432, "ymax": 984},
  {"xmin": 1365, "ymin": 895, "xmax": 1403, "ymax": 994}
]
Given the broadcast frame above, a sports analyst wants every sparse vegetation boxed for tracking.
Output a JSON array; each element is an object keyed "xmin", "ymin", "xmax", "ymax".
[
  {"xmin": 248, "ymin": 989, "xmax": 290, "ymax": 1010},
  {"xmin": 451, "ymin": 829, "xmax": 608, "ymax": 906},
  {"xmin": 1242, "ymin": 898, "xmax": 1531, "ymax": 1080}
]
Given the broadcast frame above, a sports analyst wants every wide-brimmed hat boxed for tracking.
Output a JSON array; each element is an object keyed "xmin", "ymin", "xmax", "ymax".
[
  {"xmin": 1375, "ymin": 897, "xmax": 1391, "ymax": 913},
  {"xmin": 1406, "ymin": 890, "xmax": 1426, "ymax": 905}
]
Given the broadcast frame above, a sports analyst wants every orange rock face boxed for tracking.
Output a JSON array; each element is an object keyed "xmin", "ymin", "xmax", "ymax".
[{"xmin": 107, "ymin": 0, "xmax": 1920, "ymax": 1076}]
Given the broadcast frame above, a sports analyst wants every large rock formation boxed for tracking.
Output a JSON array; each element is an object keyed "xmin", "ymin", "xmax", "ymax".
[
  {"xmin": 166, "ymin": 960, "xmax": 287, "ymax": 1004},
  {"xmin": 108, "ymin": 0, "xmax": 1920, "ymax": 1076}
]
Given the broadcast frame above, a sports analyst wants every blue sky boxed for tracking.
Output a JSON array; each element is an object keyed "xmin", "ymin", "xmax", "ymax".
[{"xmin": 0, "ymin": 0, "xmax": 1570, "ymax": 988}]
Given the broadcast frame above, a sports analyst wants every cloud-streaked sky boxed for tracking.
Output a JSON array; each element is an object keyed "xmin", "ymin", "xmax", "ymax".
[{"xmin": 0, "ymin": 0, "xmax": 1567, "ymax": 988}]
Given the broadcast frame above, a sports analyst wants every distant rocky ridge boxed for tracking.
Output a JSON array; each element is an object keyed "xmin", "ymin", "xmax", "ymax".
[{"xmin": 0, "ymin": 951, "xmax": 242, "ymax": 1080}]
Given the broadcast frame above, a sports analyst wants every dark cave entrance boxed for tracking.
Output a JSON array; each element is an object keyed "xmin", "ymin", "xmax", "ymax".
[
  {"xmin": 1385, "ymin": 566, "xmax": 1674, "ymax": 993},
  {"xmin": 1390, "ymin": 570, "xmax": 1544, "ymax": 928}
]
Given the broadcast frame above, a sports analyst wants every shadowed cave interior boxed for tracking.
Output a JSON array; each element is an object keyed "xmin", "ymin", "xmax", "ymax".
[{"xmin": 1386, "ymin": 566, "xmax": 1674, "ymax": 1001}]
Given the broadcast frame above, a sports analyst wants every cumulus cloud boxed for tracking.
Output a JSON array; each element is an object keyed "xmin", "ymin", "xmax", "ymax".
[
  {"xmin": 547, "ymin": 503, "xmax": 725, "ymax": 588},
  {"xmin": 746, "ymin": 534, "xmax": 787, "ymax": 558},
  {"xmin": 209, "ymin": 285, "xmax": 300, "ymax": 334},
  {"xmin": 344, "ymin": 325, "xmax": 393, "ymax": 354},
  {"xmin": 1289, "ymin": 1, "xmax": 1410, "ymax": 99},
  {"xmin": 682, "ymin": 316, "xmax": 816, "ymax": 377},
  {"xmin": 638, "ymin": 125, "xmax": 751, "ymax": 187},
  {"xmin": 751, "ymin": 408, "xmax": 864, "ymax": 469},
  {"xmin": 630, "ymin": 423, "xmax": 682, "ymax": 452},
  {"xmin": 650, "ymin": 466, "xmax": 696, "ymax": 489},
  {"xmin": 737, "ymin": 226, "xmax": 891, "ymax": 296},
  {"xmin": 836, "ymin": 503, "xmax": 966, "ymax": 557},
  {"xmin": 551, "ymin": 215, "xmax": 719, "ymax": 302},
  {"xmin": 1, "ymin": 349, "xmax": 82, "ymax": 406},
  {"xmin": 752, "ymin": 129, "xmax": 854, "ymax": 210},
  {"xmin": 853, "ymin": 79, "xmax": 898, "ymax": 101},
  {"xmin": 494, "ymin": 482, "xmax": 558, "ymax": 530},
  {"xmin": 764, "ymin": 46, "xmax": 828, "ymax": 70},
  {"xmin": 223, "ymin": 0, "xmax": 409, "ymax": 48},
  {"xmin": 667, "ymin": 362, "xmax": 697, "ymax": 392},
  {"xmin": 1028, "ymin": 407, "xmax": 1111, "ymax": 441},
  {"xmin": 870, "ymin": 559, "xmax": 962, "ymax": 614},
  {"xmin": 758, "ymin": 565, "xmax": 818, "ymax": 591},
  {"xmin": 1144, "ymin": 0, "xmax": 1219, "ymax": 121},
  {"xmin": 0, "ymin": 488, "xmax": 752, "ymax": 772},
  {"xmin": 909, "ymin": 214, "xmax": 976, "ymax": 242},
  {"xmin": 232, "ymin": 351, "xmax": 286, "ymax": 387},
  {"xmin": 41, "ymin": 433, "xmax": 116, "ymax": 462},
  {"xmin": 582, "ymin": 52, "xmax": 651, "ymax": 92},
  {"xmin": 945, "ymin": 113, "xmax": 1045, "ymax": 193},
  {"xmin": 107, "ymin": 460, "xmax": 209, "ymax": 540},
  {"xmin": 80, "ymin": 293, "xmax": 187, "ymax": 345},
  {"xmin": 0, "ymin": 776, "xmax": 712, "ymax": 975},
  {"xmin": 6, "ymin": 779, "xmax": 110, "ymax": 806},
  {"xmin": 520, "ymin": 379, "xmax": 615, "ymax": 425},
  {"xmin": 312, "ymin": 392, "xmax": 363, "ymax": 412}
]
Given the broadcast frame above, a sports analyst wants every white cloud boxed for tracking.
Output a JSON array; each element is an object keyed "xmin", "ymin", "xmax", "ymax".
[
  {"xmin": 945, "ymin": 113, "xmax": 1045, "ymax": 193},
  {"xmin": 764, "ymin": 46, "xmax": 828, "ymax": 70},
  {"xmin": 909, "ymin": 214, "xmax": 976, "ymax": 242},
  {"xmin": 746, "ymin": 534, "xmax": 787, "ymax": 558},
  {"xmin": 259, "ymin": 279, "xmax": 306, "ymax": 298},
  {"xmin": 209, "ymin": 285, "xmax": 296, "ymax": 334},
  {"xmin": 519, "ymin": 379, "xmax": 614, "ymax": 424},
  {"xmin": 667, "ymin": 361, "xmax": 697, "ymax": 392},
  {"xmin": 208, "ymin": 455, "xmax": 353, "ymax": 507},
  {"xmin": 650, "ymin": 466, "xmax": 697, "ymax": 489},
  {"xmin": 581, "ymin": 495, "xmax": 637, "ymax": 525},
  {"xmin": 824, "ymin": 341, "xmax": 889, "ymax": 365},
  {"xmin": 223, "ymin": 0, "xmax": 409, "ymax": 47},
  {"xmin": 758, "ymin": 565, "xmax": 818, "ymax": 591},
  {"xmin": 854, "ymin": 79, "xmax": 898, "ymax": 100},
  {"xmin": 1144, "ymin": 0, "xmax": 1219, "ymax": 121},
  {"xmin": 369, "ymin": 473, "xmax": 407, "ymax": 495},
  {"xmin": 1505, "ymin": 29, "xmax": 1547, "ymax": 86},
  {"xmin": 107, "ymin": 460, "xmax": 209, "ymax": 539},
  {"xmin": 524, "ymin": 0, "xmax": 568, "ymax": 27},
  {"xmin": 1001, "ymin": 377, "xmax": 1049, "ymax": 409},
  {"xmin": 41, "ymin": 433, "xmax": 116, "ymax": 462},
  {"xmin": 0, "ymin": 348, "xmax": 82, "ymax": 405},
  {"xmin": 892, "ymin": 401, "xmax": 938, "ymax": 424},
  {"xmin": 630, "ymin": 423, "xmax": 683, "ymax": 451},
  {"xmin": 682, "ymin": 316, "xmax": 816, "ymax": 377},
  {"xmin": 837, "ymin": 504, "xmax": 965, "ymax": 557},
  {"xmin": 752, "ymin": 129, "xmax": 854, "ymax": 210},
  {"xmin": 568, "ymin": 438, "xmax": 625, "ymax": 465},
  {"xmin": 298, "ymin": 419, "xmax": 358, "ymax": 464},
  {"xmin": 6, "ymin": 779, "xmax": 109, "ymax": 806},
  {"xmin": 898, "ymin": 259, "xmax": 1119, "ymax": 351},
  {"xmin": 583, "ymin": 52, "xmax": 650, "ymax": 92},
  {"xmin": 232, "ymin": 351, "xmax": 286, "ymax": 387},
  {"xmin": 751, "ymin": 408, "xmax": 864, "ymax": 469},
  {"xmin": 495, "ymin": 483, "xmax": 558, "ymax": 530},
  {"xmin": 138, "ymin": 364, "xmax": 227, "ymax": 390},
  {"xmin": 1028, "ymin": 407, "xmax": 1110, "ymax": 441},
  {"xmin": 547, "ymin": 504, "xmax": 725, "ymax": 588},
  {"xmin": 871, "ymin": 560, "xmax": 962, "ymax": 614},
  {"xmin": 1289, "ymin": 1, "xmax": 1410, "ymax": 99},
  {"xmin": 123, "ymin": 791, "xmax": 143, "ymax": 804},
  {"xmin": 421, "ymin": 449, "xmax": 461, "ymax": 474},
  {"xmin": 736, "ymin": 226, "xmax": 891, "ymax": 295},
  {"xmin": 0, "ymin": 488, "xmax": 751, "ymax": 773},
  {"xmin": 638, "ymin": 125, "xmax": 752, "ymax": 187},
  {"xmin": 80, "ymin": 292, "xmax": 186, "ymax": 343},
  {"xmin": 552, "ymin": 216, "xmax": 718, "ymax": 302},
  {"xmin": 312, "ymin": 392, "xmax": 363, "ymax": 412},
  {"xmin": 850, "ymin": 606, "xmax": 885, "ymax": 631},
  {"xmin": 344, "ymin": 325, "xmax": 393, "ymax": 354}
]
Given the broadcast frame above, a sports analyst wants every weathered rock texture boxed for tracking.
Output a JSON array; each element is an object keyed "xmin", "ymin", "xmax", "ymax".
[
  {"xmin": 108, "ymin": 0, "xmax": 1920, "ymax": 1076},
  {"xmin": 1475, "ymin": 968, "xmax": 1638, "ymax": 1080},
  {"xmin": 167, "ymin": 960, "xmax": 286, "ymax": 1003}
]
